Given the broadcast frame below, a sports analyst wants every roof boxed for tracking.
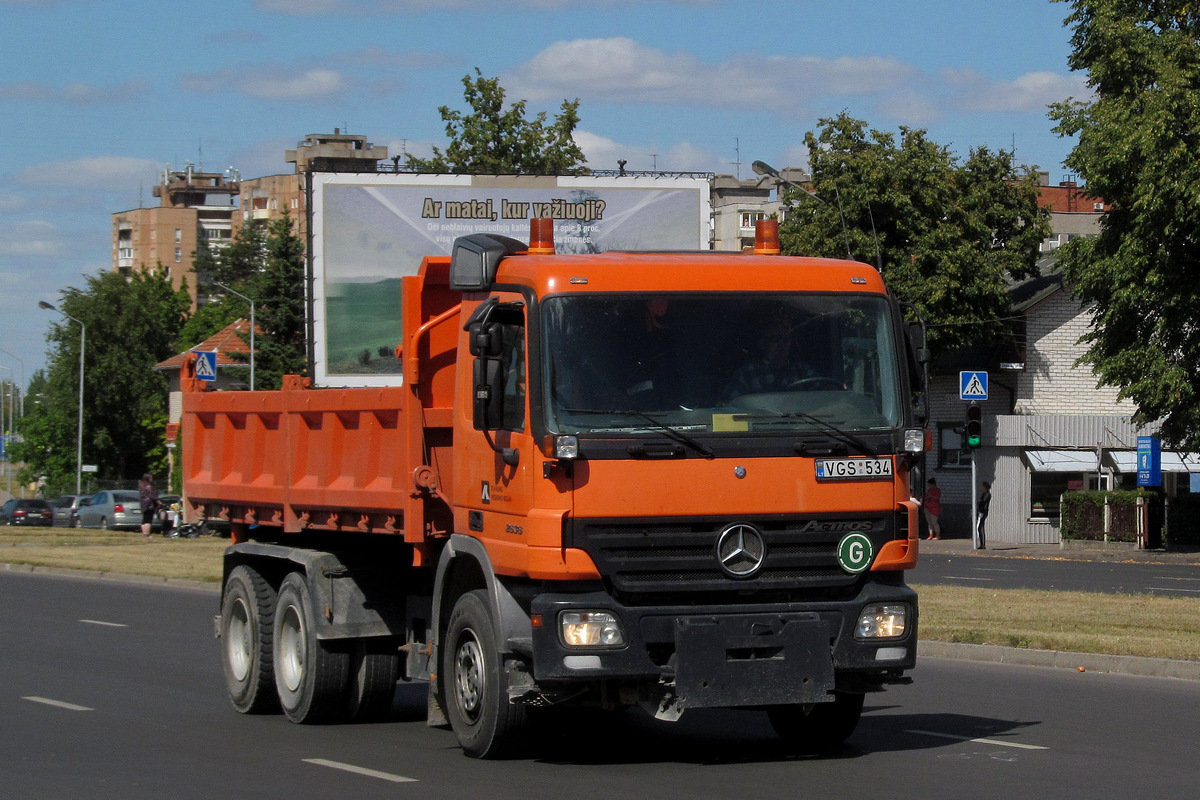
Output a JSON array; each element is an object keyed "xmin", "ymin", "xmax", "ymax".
[{"xmin": 156, "ymin": 319, "xmax": 252, "ymax": 371}]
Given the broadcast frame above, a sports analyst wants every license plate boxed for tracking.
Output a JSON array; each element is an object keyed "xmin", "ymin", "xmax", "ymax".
[{"xmin": 815, "ymin": 457, "xmax": 893, "ymax": 481}]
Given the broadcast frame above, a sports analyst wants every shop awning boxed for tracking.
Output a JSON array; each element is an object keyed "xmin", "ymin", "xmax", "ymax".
[
  {"xmin": 1109, "ymin": 451, "xmax": 1200, "ymax": 473},
  {"xmin": 1025, "ymin": 450, "xmax": 1100, "ymax": 472}
]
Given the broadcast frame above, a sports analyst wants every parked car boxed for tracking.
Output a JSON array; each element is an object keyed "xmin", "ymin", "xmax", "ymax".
[
  {"xmin": 74, "ymin": 490, "xmax": 142, "ymax": 530},
  {"xmin": 0, "ymin": 498, "xmax": 54, "ymax": 526},
  {"xmin": 48, "ymin": 494, "xmax": 87, "ymax": 527},
  {"xmin": 69, "ymin": 496, "xmax": 92, "ymax": 527}
]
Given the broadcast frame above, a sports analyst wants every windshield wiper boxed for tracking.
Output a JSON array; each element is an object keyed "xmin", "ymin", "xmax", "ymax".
[
  {"xmin": 736, "ymin": 409, "xmax": 879, "ymax": 457},
  {"xmin": 562, "ymin": 408, "xmax": 716, "ymax": 459}
]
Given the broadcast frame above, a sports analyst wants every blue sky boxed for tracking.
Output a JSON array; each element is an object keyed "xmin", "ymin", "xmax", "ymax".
[{"xmin": 0, "ymin": 0, "xmax": 1088, "ymax": 381}]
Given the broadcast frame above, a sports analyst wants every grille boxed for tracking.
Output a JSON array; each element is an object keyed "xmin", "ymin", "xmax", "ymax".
[{"xmin": 569, "ymin": 515, "xmax": 894, "ymax": 595}]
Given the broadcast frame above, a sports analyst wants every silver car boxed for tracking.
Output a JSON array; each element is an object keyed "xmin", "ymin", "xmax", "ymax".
[
  {"xmin": 74, "ymin": 490, "xmax": 143, "ymax": 530},
  {"xmin": 49, "ymin": 494, "xmax": 87, "ymax": 527}
]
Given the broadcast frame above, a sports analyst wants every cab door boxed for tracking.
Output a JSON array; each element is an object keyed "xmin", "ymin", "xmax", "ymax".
[{"xmin": 455, "ymin": 293, "xmax": 541, "ymax": 575}]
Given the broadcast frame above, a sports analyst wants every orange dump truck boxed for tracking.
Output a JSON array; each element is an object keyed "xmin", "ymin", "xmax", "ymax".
[{"xmin": 184, "ymin": 218, "xmax": 929, "ymax": 757}]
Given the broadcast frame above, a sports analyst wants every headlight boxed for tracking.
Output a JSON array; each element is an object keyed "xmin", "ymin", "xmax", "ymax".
[
  {"xmin": 560, "ymin": 610, "xmax": 625, "ymax": 648},
  {"xmin": 555, "ymin": 435, "xmax": 579, "ymax": 459},
  {"xmin": 855, "ymin": 603, "xmax": 908, "ymax": 639}
]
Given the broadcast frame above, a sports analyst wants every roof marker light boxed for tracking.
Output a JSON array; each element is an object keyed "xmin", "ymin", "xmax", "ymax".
[
  {"xmin": 529, "ymin": 218, "xmax": 556, "ymax": 254},
  {"xmin": 753, "ymin": 219, "xmax": 781, "ymax": 255}
]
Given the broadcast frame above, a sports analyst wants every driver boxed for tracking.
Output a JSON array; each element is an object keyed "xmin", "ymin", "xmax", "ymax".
[{"xmin": 723, "ymin": 315, "xmax": 813, "ymax": 400}]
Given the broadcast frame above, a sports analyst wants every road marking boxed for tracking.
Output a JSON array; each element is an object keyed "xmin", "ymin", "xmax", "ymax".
[
  {"xmin": 1149, "ymin": 587, "xmax": 1200, "ymax": 594},
  {"xmin": 906, "ymin": 730, "xmax": 1049, "ymax": 751},
  {"xmin": 972, "ymin": 568, "xmax": 1016, "ymax": 573},
  {"xmin": 80, "ymin": 619, "xmax": 128, "ymax": 627},
  {"xmin": 945, "ymin": 576, "xmax": 995, "ymax": 582},
  {"xmin": 1155, "ymin": 577, "xmax": 1200, "ymax": 582},
  {"xmin": 23, "ymin": 696, "xmax": 94, "ymax": 712},
  {"xmin": 303, "ymin": 759, "xmax": 417, "ymax": 783}
]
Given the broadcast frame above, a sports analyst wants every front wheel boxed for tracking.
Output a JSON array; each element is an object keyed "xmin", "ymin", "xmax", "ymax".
[
  {"xmin": 767, "ymin": 692, "xmax": 865, "ymax": 752},
  {"xmin": 220, "ymin": 565, "xmax": 279, "ymax": 714},
  {"xmin": 273, "ymin": 572, "xmax": 350, "ymax": 724},
  {"xmin": 443, "ymin": 589, "xmax": 528, "ymax": 758}
]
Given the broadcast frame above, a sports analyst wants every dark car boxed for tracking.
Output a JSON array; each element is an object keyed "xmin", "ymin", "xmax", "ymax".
[
  {"xmin": 0, "ymin": 498, "xmax": 54, "ymax": 526},
  {"xmin": 49, "ymin": 494, "xmax": 87, "ymax": 527}
]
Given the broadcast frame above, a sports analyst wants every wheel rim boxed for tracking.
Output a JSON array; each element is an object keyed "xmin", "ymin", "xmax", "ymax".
[
  {"xmin": 277, "ymin": 602, "xmax": 306, "ymax": 693},
  {"xmin": 453, "ymin": 628, "xmax": 485, "ymax": 722},
  {"xmin": 226, "ymin": 596, "xmax": 252, "ymax": 683}
]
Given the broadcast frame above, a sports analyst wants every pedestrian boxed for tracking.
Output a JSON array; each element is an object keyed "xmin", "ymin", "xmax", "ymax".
[
  {"xmin": 976, "ymin": 481, "xmax": 992, "ymax": 549},
  {"xmin": 923, "ymin": 478, "xmax": 942, "ymax": 540},
  {"xmin": 139, "ymin": 473, "xmax": 160, "ymax": 538}
]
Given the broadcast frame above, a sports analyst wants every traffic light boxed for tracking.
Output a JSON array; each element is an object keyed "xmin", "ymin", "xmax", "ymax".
[{"xmin": 965, "ymin": 404, "xmax": 982, "ymax": 450}]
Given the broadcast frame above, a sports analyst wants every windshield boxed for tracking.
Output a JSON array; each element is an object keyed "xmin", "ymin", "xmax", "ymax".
[{"xmin": 543, "ymin": 293, "xmax": 904, "ymax": 435}]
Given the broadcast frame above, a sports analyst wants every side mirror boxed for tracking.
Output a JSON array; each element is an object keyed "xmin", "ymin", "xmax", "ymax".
[{"xmin": 469, "ymin": 322, "xmax": 503, "ymax": 357}]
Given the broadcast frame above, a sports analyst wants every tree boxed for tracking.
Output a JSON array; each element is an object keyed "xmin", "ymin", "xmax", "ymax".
[
  {"xmin": 244, "ymin": 212, "xmax": 307, "ymax": 389},
  {"xmin": 779, "ymin": 112, "xmax": 1050, "ymax": 356},
  {"xmin": 406, "ymin": 69, "xmax": 587, "ymax": 175},
  {"xmin": 14, "ymin": 269, "xmax": 188, "ymax": 492},
  {"xmin": 1049, "ymin": 1, "xmax": 1200, "ymax": 447}
]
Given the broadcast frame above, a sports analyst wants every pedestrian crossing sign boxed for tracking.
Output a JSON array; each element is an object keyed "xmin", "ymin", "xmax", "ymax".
[
  {"xmin": 193, "ymin": 350, "xmax": 217, "ymax": 382},
  {"xmin": 960, "ymin": 371, "xmax": 988, "ymax": 400}
]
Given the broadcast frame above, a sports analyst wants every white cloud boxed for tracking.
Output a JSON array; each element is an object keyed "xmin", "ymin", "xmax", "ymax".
[
  {"xmin": 15, "ymin": 156, "xmax": 160, "ymax": 190},
  {"xmin": 0, "ymin": 78, "xmax": 148, "ymax": 104},
  {"xmin": 509, "ymin": 38, "xmax": 915, "ymax": 113},
  {"xmin": 0, "ymin": 220, "xmax": 70, "ymax": 258},
  {"xmin": 182, "ymin": 66, "xmax": 348, "ymax": 100},
  {"xmin": 943, "ymin": 69, "xmax": 1091, "ymax": 113}
]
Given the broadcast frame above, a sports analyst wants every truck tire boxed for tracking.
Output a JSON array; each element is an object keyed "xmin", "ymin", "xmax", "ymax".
[
  {"xmin": 345, "ymin": 638, "xmax": 400, "ymax": 721},
  {"xmin": 443, "ymin": 589, "xmax": 528, "ymax": 758},
  {"xmin": 767, "ymin": 692, "xmax": 865, "ymax": 752},
  {"xmin": 220, "ymin": 565, "xmax": 279, "ymax": 714},
  {"xmin": 273, "ymin": 571, "xmax": 350, "ymax": 724}
]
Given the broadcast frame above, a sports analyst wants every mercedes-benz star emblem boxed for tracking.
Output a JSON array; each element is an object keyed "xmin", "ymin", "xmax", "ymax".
[{"xmin": 715, "ymin": 523, "xmax": 767, "ymax": 578}]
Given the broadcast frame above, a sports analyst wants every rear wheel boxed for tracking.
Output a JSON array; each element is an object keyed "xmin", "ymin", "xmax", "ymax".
[
  {"xmin": 345, "ymin": 638, "xmax": 400, "ymax": 721},
  {"xmin": 443, "ymin": 589, "xmax": 528, "ymax": 758},
  {"xmin": 99, "ymin": 517, "xmax": 108, "ymax": 530},
  {"xmin": 273, "ymin": 571, "xmax": 350, "ymax": 723},
  {"xmin": 767, "ymin": 692, "xmax": 865, "ymax": 752},
  {"xmin": 220, "ymin": 565, "xmax": 279, "ymax": 714}
]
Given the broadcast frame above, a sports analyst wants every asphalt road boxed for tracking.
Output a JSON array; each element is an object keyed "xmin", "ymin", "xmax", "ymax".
[
  {"xmin": 911, "ymin": 552, "xmax": 1200, "ymax": 595},
  {"xmin": 4, "ymin": 570, "xmax": 1199, "ymax": 799}
]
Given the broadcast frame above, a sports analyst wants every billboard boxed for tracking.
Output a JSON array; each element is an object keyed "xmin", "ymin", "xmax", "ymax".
[{"xmin": 308, "ymin": 173, "xmax": 711, "ymax": 387}]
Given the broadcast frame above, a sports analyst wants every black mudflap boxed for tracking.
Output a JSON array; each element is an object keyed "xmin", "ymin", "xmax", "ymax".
[{"xmin": 674, "ymin": 613, "xmax": 836, "ymax": 709}]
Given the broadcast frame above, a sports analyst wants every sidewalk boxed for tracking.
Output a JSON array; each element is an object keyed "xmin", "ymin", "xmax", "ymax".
[{"xmin": 918, "ymin": 535, "xmax": 1200, "ymax": 565}]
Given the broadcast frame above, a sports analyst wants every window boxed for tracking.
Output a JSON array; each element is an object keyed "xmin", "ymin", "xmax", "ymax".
[
  {"xmin": 174, "ymin": 228, "xmax": 182, "ymax": 244},
  {"xmin": 937, "ymin": 423, "xmax": 970, "ymax": 468},
  {"xmin": 1030, "ymin": 473, "xmax": 1071, "ymax": 519},
  {"xmin": 175, "ymin": 248, "xmax": 182, "ymax": 263},
  {"xmin": 740, "ymin": 211, "xmax": 765, "ymax": 230},
  {"xmin": 498, "ymin": 322, "xmax": 526, "ymax": 432}
]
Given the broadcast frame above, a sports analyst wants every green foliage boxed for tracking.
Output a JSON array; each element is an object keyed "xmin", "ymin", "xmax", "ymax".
[
  {"xmin": 14, "ymin": 269, "xmax": 187, "ymax": 490},
  {"xmin": 779, "ymin": 112, "xmax": 1050, "ymax": 357},
  {"xmin": 1050, "ymin": 1, "xmax": 1200, "ymax": 447},
  {"xmin": 406, "ymin": 69, "xmax": 587, "ymax": 175},
  {"xmin": 244, "ymin": 212, "xmax": 307, "ymax": 389},
  {"xmin": 1060, "ymin": 489, "xmax": 1146, "ymax": 542}
]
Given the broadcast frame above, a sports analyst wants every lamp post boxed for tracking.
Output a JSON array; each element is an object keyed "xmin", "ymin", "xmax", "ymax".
[
  {"xmin": 0, "ymin": 366, "xmax": 10, "ymax": 496},
  {"xmin": 212, "ymin": 282, "xmax": 255, "ymax": 391},
  {"xmin": 39, "ymin": 301, "xmax": 85, "ymax": 495}
]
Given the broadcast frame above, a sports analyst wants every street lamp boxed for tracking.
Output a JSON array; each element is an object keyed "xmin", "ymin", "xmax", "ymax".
[
  {"xmin": 211, "ymin": 282, "xmax": 255, "ymax": 391},
  {"xmin": 751, "ymin": 161, "xmax": 823, "ymax": 202},
  {"xmin": 39, "ymin": 301, "xmax": 85, "ymax": 495}
]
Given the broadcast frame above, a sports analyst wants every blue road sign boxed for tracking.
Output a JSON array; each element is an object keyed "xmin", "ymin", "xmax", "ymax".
[
  {"xmin": 960, "ymin": 371, "xmax": 988, "ymax": 400},
  {"xmin": 193, "ymin": 350, "xmax": 218, "ymax": 382}
]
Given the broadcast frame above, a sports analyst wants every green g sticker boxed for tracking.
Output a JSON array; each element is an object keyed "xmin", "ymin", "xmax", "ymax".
[{"xmin": 837, "ymin": 532, "xmax": 874, "ymax": 574}]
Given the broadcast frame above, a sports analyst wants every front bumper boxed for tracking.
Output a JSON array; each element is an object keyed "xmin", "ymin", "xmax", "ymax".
[{"xmin": 529, "ymin": 581, "xmax": 917, "ymax": 710}]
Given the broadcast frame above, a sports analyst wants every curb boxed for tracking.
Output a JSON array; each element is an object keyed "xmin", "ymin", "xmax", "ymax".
[
  {"xmin": 2, "ymin": 561, "xmax": 218, "ymax": 592},
  {"xmin": 920, "ymin": 640, "xmax": 1200, "ymax": 682}
]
